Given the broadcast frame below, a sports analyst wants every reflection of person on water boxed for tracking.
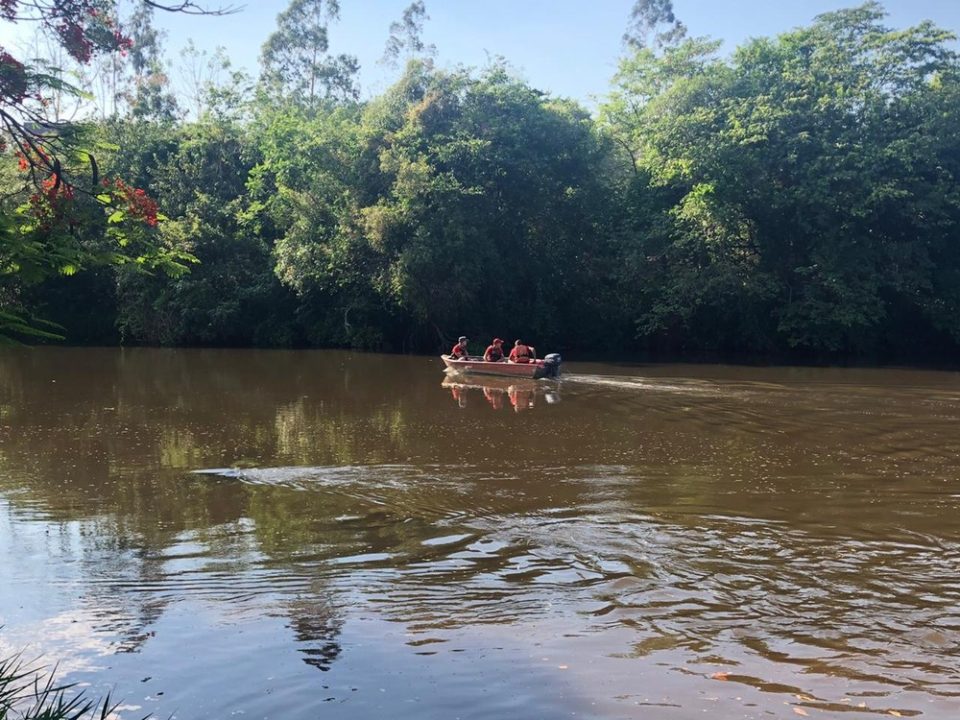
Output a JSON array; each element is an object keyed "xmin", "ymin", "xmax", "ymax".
[
  {"xmin": 508, "ymin": 339, "xmax": 536, "ymax": 363},
  {"xmin": 450, "ymin": 335, "xmax": 470, "ymax": 359},
  {"xmin": 508, "ymin": 385, "xmax": 535, "ymax": 412},
  {"xmin": 483, "ymin": 386, "xmax": 504, "ymax": 409},
  {"xmin": 483, "ymin": 337, "xmax": 505, "ymax": 362},
  {"xmin": 450, "ymin": 385, "xmax": 467, "ymax": 408}
]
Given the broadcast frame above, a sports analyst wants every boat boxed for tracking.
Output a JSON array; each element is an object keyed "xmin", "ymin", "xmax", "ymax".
[{"xmin": 441, "ymin": 353, "xmax": 562, "ymax": 380}]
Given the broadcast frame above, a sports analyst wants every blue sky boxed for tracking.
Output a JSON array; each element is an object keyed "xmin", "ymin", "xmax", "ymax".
[
  {"xmin": 151, "ymin": 0, "xmax": 960, "ymax": 107},
  {"xmin": 2, "ymin": 1, "xmax": 957, "ymax": 109}
]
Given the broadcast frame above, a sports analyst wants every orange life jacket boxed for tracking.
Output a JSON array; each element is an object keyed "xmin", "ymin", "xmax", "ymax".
[{"xmin": 510, "ymin": 344, "xmax": 533, "ymax": 362}]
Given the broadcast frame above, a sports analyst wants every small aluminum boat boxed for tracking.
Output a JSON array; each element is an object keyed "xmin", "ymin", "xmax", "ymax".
[{"xmin": 441, "ymin": 353, "xmax": 562, "ymax": 379}]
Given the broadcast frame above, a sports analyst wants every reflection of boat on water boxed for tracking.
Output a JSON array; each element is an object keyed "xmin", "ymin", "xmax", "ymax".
[
  {"xmin": 441, "ymin": 353, "xmax": 562, "ymax": 379},
  {"xmin": 441, "ymin": 376, "xmax": 560, "ymax": 411}
]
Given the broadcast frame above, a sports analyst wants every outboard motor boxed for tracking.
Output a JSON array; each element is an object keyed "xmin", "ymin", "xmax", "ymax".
[{"xmin": 539, "ymin": 353, "xmax": 562, "ymax": 379}]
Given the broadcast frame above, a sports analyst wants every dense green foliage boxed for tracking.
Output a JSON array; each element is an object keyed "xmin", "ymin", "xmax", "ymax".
[
  {"xmin": 253, "ymin": 62, "xmax": 621, "ymax": 350},
  {"xmin": 4, "ymin": 2, "xmax": 960, "ymax": 362},
  {"xmin": 605, "ymin": 4, "xmax": 960, "ymax": 356}
]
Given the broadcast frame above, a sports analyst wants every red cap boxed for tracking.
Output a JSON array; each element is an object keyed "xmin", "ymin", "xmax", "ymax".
[{"xmin": 493, "ymin": 337, "xmax": 503, "ymax": 344}]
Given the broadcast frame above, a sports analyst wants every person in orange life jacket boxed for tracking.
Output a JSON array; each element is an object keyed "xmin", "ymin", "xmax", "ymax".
[
  {"xmin": 450, "ymin": 336, "xmax": 470, "ymax": 359},
  {"xmin": 508, "ymin": 339, "xmax": 536, "ymax": 363},
  {"xmin": 483, "ymin": 337, "xmax": 505, "ymax": 362}
]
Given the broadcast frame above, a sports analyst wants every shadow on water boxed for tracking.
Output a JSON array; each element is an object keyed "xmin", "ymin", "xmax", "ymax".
[{"xmin": 2, "ymin": 348, "xmax": 960, "ymax": 718}]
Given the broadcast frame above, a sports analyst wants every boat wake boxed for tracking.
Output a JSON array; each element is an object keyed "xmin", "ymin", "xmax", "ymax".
[
  {"xmin": 191, "ymin": 464, "xmax": 434, "ymax": 490},
  {"xmin": 563, "ymin": 373, "xmax": 727, "ymax": 396}
]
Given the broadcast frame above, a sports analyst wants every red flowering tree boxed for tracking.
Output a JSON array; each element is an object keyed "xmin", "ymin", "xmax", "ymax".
[{"xmin": 0, "ymin": 0, "xmax": 234, "ymax": 342}]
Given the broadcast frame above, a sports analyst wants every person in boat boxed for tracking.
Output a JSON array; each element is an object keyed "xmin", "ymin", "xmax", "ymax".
[
  {"xmin": 450, "ymin": 336, "xmax": 470, "ymax": 360},
  {"xmin": 508, "ymin": 339, "xmax": 536, "ymax": 363},
  {"xmin": 483, "ymin": 337, "xmax": 505, "ymax": 362}
]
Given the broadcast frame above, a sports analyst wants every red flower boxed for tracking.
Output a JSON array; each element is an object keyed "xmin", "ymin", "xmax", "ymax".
[{"xmin": 109, "ymin": 178, "xmax": 159, "ymax": 227}]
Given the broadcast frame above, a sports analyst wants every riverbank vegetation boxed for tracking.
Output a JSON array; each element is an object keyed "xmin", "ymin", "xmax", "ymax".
[
  {"xmin": 2, "ymin": 1, "xmax": 959, "ymax": 363},
  {"xmin": 0, "ymin": 653, "xmax": 118, "ymax": 720}
]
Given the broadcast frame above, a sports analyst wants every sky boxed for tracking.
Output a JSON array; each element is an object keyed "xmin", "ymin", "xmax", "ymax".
[
  {"xmin": 4, "ymin": 1, "xmax": 960, "ymax": 109},
  {"xmin": 151, "ymin": 0, "xmax": 960, "ymax": 106}
]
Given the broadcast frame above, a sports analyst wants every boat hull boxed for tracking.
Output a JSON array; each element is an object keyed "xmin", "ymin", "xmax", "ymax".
[{"xmin": 441, "ymin": 354, "xmax": 561, "ymax": 380}]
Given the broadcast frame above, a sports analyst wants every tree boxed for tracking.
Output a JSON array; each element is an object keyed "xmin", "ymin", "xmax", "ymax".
[
  {"xmin": 112, "ymin": 118, "xmax": 299, "ymax": 346},
  {"xmin": 251, "ymin": 100, "xmax": 382, "ymax": 347},
  {"xmin": 126, "ymin": 3, "xmax": 179, "ymax": 120},
  {"xmin": 259, "ymin": 61, "xmax": 621, "ymax": 350},
  {"xmin": 1, "ymin": 1, "xmax": 233, "ymax": 187},
  {"xmin": 381, "ymin": 1, "xmax": 435, "ymax": 68},
  {"xmin": 603, "ymin": 2, "xmax": 960, "ymax": 356},
  {"xmin": 623, "ymin": 0, "xmax": 687, "ymax": 51},
  {"xmin": 178, "ymin": 41, "xmax": 252, "ymax": 121},
  {"xmin": 260, "ymin": 0, "xmax": 359, "ymax": 107},
  {"xmin": 0, "ymin": 0, "xmax": 234, "ymax": 343}
]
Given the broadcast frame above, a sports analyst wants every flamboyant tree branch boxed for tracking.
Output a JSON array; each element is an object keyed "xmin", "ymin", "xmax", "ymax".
[
  {"xmin": 0, "ymin": 0, "xmax": 239, "ymax": 190},
  {"xmin": 143, "ymin": 1, "xmax": 243, "ymax": 15}
]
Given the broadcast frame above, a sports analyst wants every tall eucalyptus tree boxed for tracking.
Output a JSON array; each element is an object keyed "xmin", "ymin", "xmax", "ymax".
[
  {"xmin": 260, "ymin": 0, "xmax": 359, "ymax": 107},
  {"xmin": 381, "ymin": 1, "xmax": 435, "ymax": 67}
]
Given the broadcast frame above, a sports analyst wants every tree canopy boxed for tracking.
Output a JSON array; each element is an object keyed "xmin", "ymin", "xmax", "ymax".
[
  {"xmin": 603, "ymin": 1, "xmax": 960, "ymax": 355},
  {"xmin": 3, "ymin": 1, "xmax": 960, "ymax": 363}
]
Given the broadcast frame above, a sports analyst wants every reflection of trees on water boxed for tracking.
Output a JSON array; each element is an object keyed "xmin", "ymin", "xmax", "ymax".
[
  {"xmin": 0, "ymin": 350, "xmax": 421, "ymax": 672},
  {"xmin": 0, "ymin": 345, "xmax": 518, "ymax": 672},
  {"xmin": 0, "ymin": 479, "xmax": 353, "ymax": 672},
  {"xmin": 286, "ymin": 597, "xmax": 344, "ymax": 671}
]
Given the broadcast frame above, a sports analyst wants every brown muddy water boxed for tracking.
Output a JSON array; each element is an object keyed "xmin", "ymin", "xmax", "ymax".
[{"xmin": 1, "ymin": 348, "xmax": 959, "ymax": 719}]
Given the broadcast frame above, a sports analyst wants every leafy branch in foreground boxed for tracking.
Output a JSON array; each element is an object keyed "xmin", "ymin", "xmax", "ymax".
[
  {"xmin": 0, "ymin": 308, "xmax": 63, "ymax": 345},
  {"xmin": 1, "ymin": 0, "xmax": 237, "ymax": 189},
  {"xmin": 0, "ymin": 1, "xmax": 223, "ymax": 343}
]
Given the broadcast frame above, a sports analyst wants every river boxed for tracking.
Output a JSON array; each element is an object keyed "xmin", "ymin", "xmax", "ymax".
[{"xmin": 1, "ymin": 348, "xmax": 959, "ymax": 719}]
